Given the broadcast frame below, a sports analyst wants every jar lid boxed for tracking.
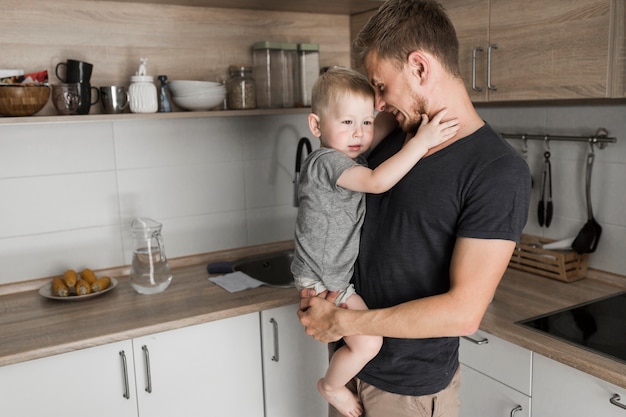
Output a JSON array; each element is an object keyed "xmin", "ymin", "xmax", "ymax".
[
  {"xmin": 130, "ymin": 75, "xmax": 154, "ymax": 83},
  {"xmin": 252, "ymin": 41, "xmax": 283, "ymax": 50},
  {"xmin": 298, "ymin": 43, "xmax": 319, "ymax": 52},
  {"xmin": 281, "ymin": 42, "xmax": 298, "ymax": 51}
]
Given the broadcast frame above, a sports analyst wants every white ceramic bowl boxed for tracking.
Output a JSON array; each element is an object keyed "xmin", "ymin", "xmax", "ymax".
[
  {"xmin": 169, "ymin": 80, "xmax": 222, "ymax": 96},
  {"xmin": 172, "ymin": 86, "xmax": 226, "ymax": 98},
  {"xmin": 171, "ymin": 91, "xmax": 225, "ymax": 111}
]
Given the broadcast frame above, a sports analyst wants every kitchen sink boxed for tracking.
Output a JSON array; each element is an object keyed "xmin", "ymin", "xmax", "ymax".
[{"xmin": 232, "ymin": 251, "xmax": 295, "ymax": 288}]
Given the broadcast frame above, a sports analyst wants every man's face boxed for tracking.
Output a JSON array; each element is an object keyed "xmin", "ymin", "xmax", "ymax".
[{"xmin": 364, "ymin": 52, "xmax": 427, "ymax": 134}]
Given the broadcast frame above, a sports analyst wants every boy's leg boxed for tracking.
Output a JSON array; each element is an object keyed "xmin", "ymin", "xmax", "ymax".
[{"xmin": 319, "ymin": 294, "xmax": 382, "ymax": 417}]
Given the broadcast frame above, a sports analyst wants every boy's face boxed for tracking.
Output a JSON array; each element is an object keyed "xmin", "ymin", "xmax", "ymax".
[{"xmin": 311, "ymin": 93, "xmax": 375, "ymax": 160}]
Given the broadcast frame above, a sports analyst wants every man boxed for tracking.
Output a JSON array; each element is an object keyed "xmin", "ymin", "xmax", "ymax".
[{"xmin": 297, "ymin": 1, "xmax": 532, "ymax": 416}]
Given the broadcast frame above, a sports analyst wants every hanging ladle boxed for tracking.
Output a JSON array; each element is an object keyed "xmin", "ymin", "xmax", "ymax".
[
  {"xmin": 537, "ymin": 141, "xmax": 553, "ymax": 227},
  {"xmin": 571, "ymin": 143, "xmax": 602, "ymax": 254}
]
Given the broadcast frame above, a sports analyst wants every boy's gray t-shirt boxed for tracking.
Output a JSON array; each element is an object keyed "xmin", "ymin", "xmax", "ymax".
[{"xmin": 291, "ymin": 147, "xmax": 366, "ymax": 292}]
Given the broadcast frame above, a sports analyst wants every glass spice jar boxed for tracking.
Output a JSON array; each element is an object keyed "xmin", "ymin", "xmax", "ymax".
[{"xmin": 226, "ymin": 65, "xmax": 256, "ymax": 110}]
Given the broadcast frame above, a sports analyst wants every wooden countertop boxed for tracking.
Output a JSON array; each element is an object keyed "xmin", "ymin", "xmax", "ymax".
[
  {"xmin": 1, "ymin": 240, "xmax": 625, "ymax": 390},
  {"xmin": 0, "ymin": 241, "xmax": 298, "ymax": 367},
  {"xmin": 483, "ymin": 267, "xmax": 626, "ymax": 389}
]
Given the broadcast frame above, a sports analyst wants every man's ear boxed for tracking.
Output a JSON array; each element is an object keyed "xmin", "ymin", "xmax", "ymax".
[
  {"xmin": 308, "ymin": 113, "xmax": 322, "ymax": 137},
  {"xmin": 406, "ymin": 51, "xmax": 429, "ymax": 83}
]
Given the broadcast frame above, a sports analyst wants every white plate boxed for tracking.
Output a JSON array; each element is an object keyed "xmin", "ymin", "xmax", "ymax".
[{"xmin": 39, "ymin": 277, "xmax": 118, "ymax": 301}]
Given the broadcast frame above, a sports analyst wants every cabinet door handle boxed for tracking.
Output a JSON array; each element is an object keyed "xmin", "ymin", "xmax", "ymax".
[
  {"xmin": 487, "ymin": 44, "xmax": 498, "ymax": 91},
  {"xmin": 270, "ymin": 318, "xmax": 280, "ymax": 362},
  {"xmin": 471, "ymin": 47, "xmax": 484, "ymax": 92},
  {"xmin": 462, "ymin": 335, "xmax": 489, "ymax": 345},
  {"xmin": 142, "ymin": 345, "xmax": 153, "ymax": 394},
  {"xmin": 510, "ymin": 404, "xmax": 523, "ymax": 416},
  {"xmin": 119, "ymin": 350, "xmax": 131, "ymax": 399},
  {"xmin": 610, "ymin": 394, "xmax": 626, "ymax": 410}
]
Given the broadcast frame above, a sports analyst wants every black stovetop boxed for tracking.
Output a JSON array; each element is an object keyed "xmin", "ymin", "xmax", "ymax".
[{"xmin": 519, "ymin": 291, "xmax": 626, "ymax": 364}]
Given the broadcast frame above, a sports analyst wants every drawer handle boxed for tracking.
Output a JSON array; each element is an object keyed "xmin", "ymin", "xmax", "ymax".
[
  {"xmin": 462, "ymin": 335, "xmax": 489, "ymax": 345},
  {"xmin": 142, "ymin": 345, "xmax": 153, "ymax": 393},
  {"xmin": 270, "ymin": 318, "xmax": 280, "ymax": 362},
  {"xmin": 119, "ymin": 350, "xmax": 130, "ymax": 399},
  {"xmin": 610, "ymin": 394, "xmax": 626, "ymax": 410},
  {"xmin": 510, "ymin": 405, "xmax": 523, "ymax": 417}
]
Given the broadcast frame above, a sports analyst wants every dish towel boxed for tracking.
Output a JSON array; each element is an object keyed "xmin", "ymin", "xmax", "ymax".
[{"xmin": 209, "ymin": 271, "xmax": 265, "ymax": 293}]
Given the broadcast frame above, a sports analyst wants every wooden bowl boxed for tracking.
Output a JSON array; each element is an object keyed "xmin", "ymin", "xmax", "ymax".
[{"xmin": 0, "ymin": 85, "xmax": 51, "ymax": 117}]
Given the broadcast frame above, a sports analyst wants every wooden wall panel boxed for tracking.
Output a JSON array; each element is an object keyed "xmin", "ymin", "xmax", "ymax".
[{"xmin": 1, "ymin": 0, "xmax": 351, "ymax": 114}]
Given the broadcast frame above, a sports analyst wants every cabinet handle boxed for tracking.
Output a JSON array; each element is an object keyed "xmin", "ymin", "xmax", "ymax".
[
  {"xmin": 119, "ymin": 350, "xmax": 130, "ymax": 399},
  {"xmin": 510, "ymin": 405, "xmax": 523, "ymax": 416},
  {"xmin": 462, "ymin": 335, "xmax": 489, "ymax": 345},
  {"xmin": 487, "ymin": 44, "xmax": 498, "ymax": 91},
  {"xmin": 270, "ymin": 318, "xmax": 280, "ymax": 362},
  {"xmin": 471, "ymin": 47, "xmax": 484, "ymax": 92},
  {"xmin": 610, "ymin": 394, "xmax": 626, "ymax": 410},
  {"xmin": 142, "ymin": 345, "xmax": 153, "ymax": 394}
]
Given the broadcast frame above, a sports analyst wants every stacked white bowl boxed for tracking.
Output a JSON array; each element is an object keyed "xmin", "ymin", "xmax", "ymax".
[{"xmin": 168, "ymin": 80, "xmax": 226, "ymax": 111}]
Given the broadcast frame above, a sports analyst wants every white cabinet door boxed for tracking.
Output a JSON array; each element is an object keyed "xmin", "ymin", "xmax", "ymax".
[
  {"xmin": 460, "ymin": 331, "xmax": 532, "ymax": 396},
  {"xmin": 260, "ymin": 304, "xmax": 329, "ymax": 417},
  {"xmin": 0, "ymin": 340, "xmax": 138, "ymax": 417},
  {"xmin": 460, "ymin": 364, "xmax": 530, "ymax": 417},
  {"xmin": 533, "ymin": 353, "xmax": 626, "ymax": 417},
  {"xmin": 133, "ymin": 313, "xmax": 264, "ymax": 417}
]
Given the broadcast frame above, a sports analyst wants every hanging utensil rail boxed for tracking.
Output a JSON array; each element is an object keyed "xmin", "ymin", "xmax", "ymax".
[{"xmin": 500, "ymin": 128, "xmax": 616, "ymax": 149}]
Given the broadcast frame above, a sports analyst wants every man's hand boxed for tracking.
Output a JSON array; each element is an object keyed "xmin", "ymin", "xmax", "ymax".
[{"xmin": 297, "ymin": 288, "xmax": 345, "ymax": 343}]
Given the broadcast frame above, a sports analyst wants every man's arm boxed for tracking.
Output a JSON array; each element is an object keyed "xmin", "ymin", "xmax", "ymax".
[{"xmin": 297, "ymin": 237, "xmax": 516, "ymax": 342}]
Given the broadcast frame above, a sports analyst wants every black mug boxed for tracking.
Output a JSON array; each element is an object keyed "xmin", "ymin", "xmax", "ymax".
[
  {"xmin": 76, "ymin": 82, "xmax": 100, "ymax": 115},
  {"xmin": 55, "ymin": 59, "xmax": 93, "ymax": 83}
]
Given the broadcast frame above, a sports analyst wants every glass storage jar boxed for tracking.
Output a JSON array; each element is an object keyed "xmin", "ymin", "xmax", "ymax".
[
  {"xmin": 297, "ymin": 43, "xmax": 320, "ymax": 107},
  {"xmin": 252, "ymin": 41, "xmax": 283, "ymax": 108},
  {"xmin": 226, "ymin": 65, "xmax": 256, "ymax": 109},
  {"xmin": 280, "ymin": 42, "xmax": 298, "ymax": 108}
]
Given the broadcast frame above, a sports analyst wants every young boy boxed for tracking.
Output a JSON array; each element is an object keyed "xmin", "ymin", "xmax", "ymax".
[{"xmin": 291, "ymin": 66, "xmax": 459, "ymax": 417}]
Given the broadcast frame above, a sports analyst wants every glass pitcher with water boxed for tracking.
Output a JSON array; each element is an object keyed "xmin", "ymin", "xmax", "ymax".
[{"xmin": 129, "ymin": 217, "xmax": 172, "ymax": 294}]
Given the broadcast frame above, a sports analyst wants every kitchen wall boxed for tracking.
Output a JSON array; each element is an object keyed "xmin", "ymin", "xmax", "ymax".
[
  {"xmin": 1, "ymin": 103, "xmax": 624, "ymax": 286},
  {"xmin": 0, "ymin": 114, "xmax": 314, "ymax": 285},
  {"xmin": 478, "ymin": 102, "xmax": 626, "ymax": 276}
]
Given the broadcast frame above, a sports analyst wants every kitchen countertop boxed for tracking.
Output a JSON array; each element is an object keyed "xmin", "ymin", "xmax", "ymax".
[{"xmin": 1, "ymin": 240, "xmax": 625, "ymax": 390}]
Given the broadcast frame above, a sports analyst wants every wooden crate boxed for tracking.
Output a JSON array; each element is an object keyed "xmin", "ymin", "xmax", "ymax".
[{"xmin": 508, "ymin": 234, "xmax": 589, "ymax": 282}]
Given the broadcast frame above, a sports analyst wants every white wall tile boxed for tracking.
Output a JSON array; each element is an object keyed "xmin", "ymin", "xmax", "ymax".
[
  {"xmin": 0, "ymin": 226, "xmax": 124, "ymax": 282},
  {"xmin": 0, "ymin": 122, "xmax": 115, "ymax": 178},
  {"xmin": 246, "ymin": 205, "xmax": 298, "ymax": 246},
  {"xmin": 0, "ymin": 172, "xmax": 119, "ymax": 238},
  {"xmin": 113, "ymin": 118, "xmax": 244, "ymax": 169}
]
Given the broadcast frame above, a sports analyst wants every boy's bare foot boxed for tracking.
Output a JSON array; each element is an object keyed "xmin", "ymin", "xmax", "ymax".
[{"xmin": 318, "ymin": 378, "xmax": 363, "ymax": 417}]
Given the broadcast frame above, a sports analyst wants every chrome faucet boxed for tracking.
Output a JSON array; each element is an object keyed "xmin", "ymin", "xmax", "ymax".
[{"xmin": 293, "ymin": 137, "xmax": 312, "ymax": 207}]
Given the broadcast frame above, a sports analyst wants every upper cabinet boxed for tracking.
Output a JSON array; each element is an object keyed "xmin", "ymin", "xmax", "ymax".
[{"xmin": 442, "ymin": 0, "xmax": 626, "ymax": 101}]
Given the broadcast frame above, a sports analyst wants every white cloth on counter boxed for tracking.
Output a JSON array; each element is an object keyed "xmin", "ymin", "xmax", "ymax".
[{"xmin": 209, "ymin": 271, "xmax": 265, "ymax": 292}]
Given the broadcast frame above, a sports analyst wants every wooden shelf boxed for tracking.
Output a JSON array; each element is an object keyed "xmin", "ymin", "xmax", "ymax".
[{"xmin": 86, "ymin": 0, "xmax": 384, "ymax": 15}]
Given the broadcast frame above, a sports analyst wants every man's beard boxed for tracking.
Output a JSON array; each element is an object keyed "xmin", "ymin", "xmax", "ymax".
[{"xmin": 400, "ymin": 90, "xmax": 428, "ymax": 135}]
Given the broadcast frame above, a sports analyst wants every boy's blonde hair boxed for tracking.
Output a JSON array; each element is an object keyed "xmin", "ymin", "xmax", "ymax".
[{"xmin": 311, "ymin": 66, "xmax": 375, "ymax": 115}]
